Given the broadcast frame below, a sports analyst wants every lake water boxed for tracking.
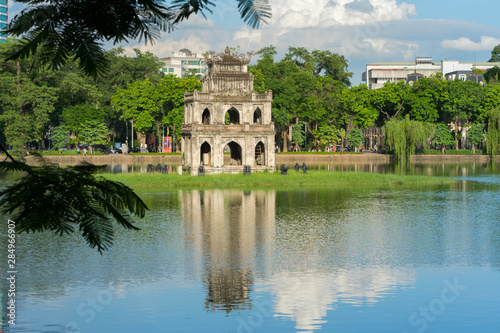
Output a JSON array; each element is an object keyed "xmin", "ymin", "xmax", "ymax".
[{"xmin": 1, "ymin": 163, "xmax": 500, "ymax": 332}]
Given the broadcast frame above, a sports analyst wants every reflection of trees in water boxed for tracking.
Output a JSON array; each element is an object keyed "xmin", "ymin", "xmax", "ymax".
[
  {"xmin": 180, "ymin": 189, "xmax": 275, "ymax": 314},
  {"xmin": 308, "ymin": 161, "xmax": 498, "ymax": 177}
]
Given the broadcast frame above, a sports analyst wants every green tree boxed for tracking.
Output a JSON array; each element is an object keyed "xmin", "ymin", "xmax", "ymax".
[
  {"xmin": 338, "ymin": 128, "xmax": 346, "ymax": 153},
  {"xmin": 484, "ymin": 66, "xmax": 500, "ymax": 85},
  {"xmin": 316, "ymin": 124, "xmax": 338, "ymax": 151},
  {"xmin": 284, "ymin": 47, "xmax": 353, "ymax": 84},
  {"xmin": 441, "ymin": 80, "xmax": 484, "ymax": 149},
  {"xmin": 111, "ymin": 79, "xmax": 159, "ymax": 143},
  {"xmin": 0, "ymin": 74, "xmax": 58, "ymax": 157},
  {"xmin": 156, "ymin": 74, "xmax": 201, "ymax": 149},
  {"xmin": 384, "ymin": 115, "xmax": 430, "ymax": 164},
  {"xmin": 339, "ymin": 85, "xmax": 378, "ymax": 129},
  {"xmin": 291, "ymin": 122, "xmax": 305, "ymax": 150},
  {"xmin": 51, "ymin": 124, "xmax": 70, "ymax": 150},
  {"xmin": 467, "ymin": 124, "xmax": 484, "ymax": 154},
  {"xmin": 61, "ymin": 104, "xmax": 108, "ymax": 135},
  {"xmin": 79, "ymin": 120, "xmax": 109, "ymax": 153},
  {"xmin": 486, "ymin": 108, "xmax": 500, "ymax": 156},
  {"xmin": 407, "ymin": 77, "xmax": 445, "ymax": 123},
  {"xmin": 348, "ymin": 128, "xmax": 363, "ymax": 149},
  {"xmin": 489, "ymin": 44, "xmax": 500, "ymax": 62},
  {"xmin": 478, "ymin": 84, "xmax": 500, "ymax": 121},
  {"xmin": 433, "ymin": 123, "xmax": 455, "ymax": 153},
  {"xmin": 372, "ymin": 81, "xmax": 411, "ymax": 125}
]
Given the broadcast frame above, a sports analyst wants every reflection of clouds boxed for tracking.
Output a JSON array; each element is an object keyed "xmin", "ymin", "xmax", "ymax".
[{"xmin": 269, "ymin": 267, "xmax": 416, "ymax": 331}]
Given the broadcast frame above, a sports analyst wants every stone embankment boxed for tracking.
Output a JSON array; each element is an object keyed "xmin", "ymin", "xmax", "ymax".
[{"xmin": 25, "ymin": 153, "xmax": 500, "ymax": 166}]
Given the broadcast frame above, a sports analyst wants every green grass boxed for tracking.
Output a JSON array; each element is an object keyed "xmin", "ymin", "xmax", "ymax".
[{"xmin": 101, "ymin": 170, "xmax": 453, "ymax": 189}]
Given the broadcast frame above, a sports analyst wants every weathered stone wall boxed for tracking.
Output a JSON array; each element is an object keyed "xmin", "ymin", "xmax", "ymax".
[{"xmin": 28, "ymin": 153, "xmax": 500, "ymax": 167}]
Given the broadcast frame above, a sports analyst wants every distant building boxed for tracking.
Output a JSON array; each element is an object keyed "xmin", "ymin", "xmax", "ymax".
[
  {"xmin": 160, "ymin": 49, "xmax": 208, "ymax": 78},
  {"xmin": 363, "ymin": 57, "xmax": 500, "ymax": 89},
  {"xmin": 0, "ymin": 0, "xmax": 7, "ymax": 43}
]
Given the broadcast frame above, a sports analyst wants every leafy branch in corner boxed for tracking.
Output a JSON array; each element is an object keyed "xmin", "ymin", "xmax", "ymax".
[{"xmin": 0, "ymin": 146, "xmax": 148, "ymax": 254}]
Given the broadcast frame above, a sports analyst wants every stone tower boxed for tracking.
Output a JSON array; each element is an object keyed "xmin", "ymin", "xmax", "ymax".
[{"xmin": 181, "ymin": 47, "xmax": 275, "ymax": 175}]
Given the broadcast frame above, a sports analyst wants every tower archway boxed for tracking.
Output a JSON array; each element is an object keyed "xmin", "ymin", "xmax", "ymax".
[
  {"xmin": 225, "ymin": 108, "xmax": 240, "ymax": 125},
  {"xmin": 226, "ymin": 141, "xmax": 242, "ymax": 165},
  {"xmin": 255, "ymin": 142, "xmax": 265, "ymax": 165},
  {"xmin": 202, "ymin": 108, "xmax": 211, "ymax": 125},
  {"xmin": 200, "ymin": 141, "xmax": 211, "ymax": 166},
  {"xmin": 253, "ymin": 108, "xmax": 262, "ymax": 124}
]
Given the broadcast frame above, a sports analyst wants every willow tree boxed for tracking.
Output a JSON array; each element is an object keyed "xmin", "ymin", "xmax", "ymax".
[
  {"xmin": 384, "ymin": 115, "xmax": 434, "ymax": 165},
  {"xmin": 487, "ymin": 108, "xmax": 500, "ymax": 156}
]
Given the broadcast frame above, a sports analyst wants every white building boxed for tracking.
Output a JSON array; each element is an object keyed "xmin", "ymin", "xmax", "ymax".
[
  {"xmin": 363, "ymin": 57, "xmax": 500, "ymax": 89},
  {"xmin": 160, "ymin": 48, "xmax": 208, "ymax": 78},
  {"xmin": 0, "ymin": 0, "xmax": 7, "ymax": 43}
]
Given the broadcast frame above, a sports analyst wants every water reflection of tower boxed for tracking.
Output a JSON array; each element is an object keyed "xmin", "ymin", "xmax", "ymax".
[{"xmin": 180, "ymin": 190, "xmax": 275, "ymax": 313}]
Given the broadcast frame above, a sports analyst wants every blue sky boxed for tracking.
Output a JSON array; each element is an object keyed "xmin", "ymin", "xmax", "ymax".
[{"xmin": 8, "ymin": 0, "xmax": 500, "ymax": 85}]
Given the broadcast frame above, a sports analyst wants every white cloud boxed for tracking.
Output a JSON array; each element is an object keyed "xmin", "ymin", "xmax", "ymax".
[
  {"xmin": 441, "ymin": 36, "xmax": 500, "ymax": 51},
  {"xmin": 269, "ymin": 0, "xmax": 416, "ymax": 28},
  {"xmin": 233, "ymin": 27, "xmax": 263, "ymax": 45},
  {"xmin": 364, "ymin": 38, "xmax": 418, "ymax": 59}
]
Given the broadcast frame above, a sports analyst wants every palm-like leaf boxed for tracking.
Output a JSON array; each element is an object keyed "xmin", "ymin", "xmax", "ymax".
[
  {"xmin": 236, "ymin": 0, "xmax": 271, "ymax": 28},
  {"xmin": 0, "ymin": 160, "xmax": 148, "ymax": 254}
]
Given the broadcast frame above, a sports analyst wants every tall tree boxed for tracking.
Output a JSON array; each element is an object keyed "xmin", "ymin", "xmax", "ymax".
[
  {"xmin": 467, "ymin": 124, "xmax": 484, "ymax": 154},
  {"xmin": 384, "ymin": 115, "xmax": 431, "ymax": 165},
  {"xmin": 348, "ymin": 128, "xmax": 364, "ymax": 150},
  {"xmin": 79, "ymin": 120, "xmax": 109, "ymax": 153},
  {"xmin": 484, "ymin": 66, "xmax": 500, "ymax": 85},
  {"xmin": 441, "ymin": 80, "xmax": 484, "ymax": 149},
  {"xmin": 111, "ymin": 79, "xmax": 159, "ymax": 142},
  {"xmin": 487, "ymin": 108, "xmax": 500, "ymax": 156},
  {"xmin": 51, "ymin": 124, "xmax": 70, "ymax": 150},
  {"xmin": 407, "ymin": 76, "xmax": 445, "ymax": 123},
  {"xmin": 339, "ymin": 85, "xmax": 378, "ymax": 129},
  {"xmin": 155, "ymin": 74, "xmax": 201, "ymax": 149},
  {"xmin": 489, "ymin": 44, "xmax": 500, "ymax": 62},
  {"xmin": 433, "ymin": 123, "xmax": 454, "ymax": 154},
  {"xmin": 284, "ymin": 47, "xmax": 353, "ymax": 84},
  {"xmin": 372, "ymin": 81, "xmax": 411, "ymax": 125}
]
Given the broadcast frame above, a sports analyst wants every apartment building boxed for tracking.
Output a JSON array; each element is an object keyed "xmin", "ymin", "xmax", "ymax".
[
  {"xmin": 363, "ymin": 57, "xmax": 500, "ymax": 89},
  {"xmin": 160, "ymin": 49, "xmax": 208, "ymax": 78}
]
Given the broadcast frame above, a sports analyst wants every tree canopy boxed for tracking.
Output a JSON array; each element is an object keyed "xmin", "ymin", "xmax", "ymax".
[{"xmin": 489, "ymin": 44, "xmax": 500, "ymax": 62}]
